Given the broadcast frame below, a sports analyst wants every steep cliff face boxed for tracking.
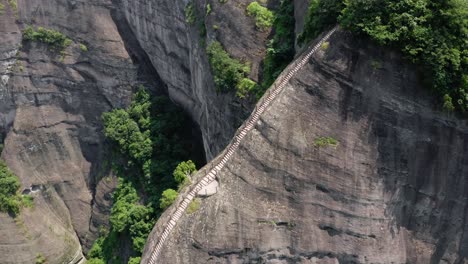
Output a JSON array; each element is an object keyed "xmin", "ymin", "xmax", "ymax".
[
  {"xmin": 1, "ymin": 0, "xmax": 267, "ymax": 261},
  {"xmin": 115, "ymin": 0, "xmax": 273, "ymax": 159},
  {"xmin": 142, "ymin": 30, "xmax": 468, "ymax": 263},
  {"xmin": 0, "ymin": 0, "xmax": 136, "ymax": 262}
]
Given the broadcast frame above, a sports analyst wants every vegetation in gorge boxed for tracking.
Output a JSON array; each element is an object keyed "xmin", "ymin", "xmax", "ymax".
[
  {"xmin": 0, "ymin": 161, "xmax": 33, "ymax": 216},
  {"xmin": 89, "ymin": 87, "xmax": 200, "ymax": 263},
  {"xmin": 23, "ymin": 26, "xmax": 72, "ymax": 49},
  {"xmin": 159, "ymin": 188, "xmax": 178, "ymax": 209},
  {"xmin": 259, "ymin": 0, "xmax": 295, "ymax": 95},
  {"xmin": 299, "ymin": 0, "xmax": 468, "ymax": 112},
  {"xmin": 246, "ymin": 2, "xmax": 274, "ymax": 31},
  {"xmin": 297, "ymin": 0, "xmax": 344, "ymax": 44},
  {"xmin": 203, "ymin": 0, "xmax": 294, "ymax": 99},
  {"xmin": 207, "ymin": 41, "xmax": 257, "ymax": 98}
]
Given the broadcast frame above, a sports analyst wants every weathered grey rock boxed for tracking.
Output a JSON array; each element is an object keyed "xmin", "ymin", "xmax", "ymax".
[
  {"xmin": 142, "ymin": 30, "xmax": 468, "ymax": 264},
  {"xmin": 0, "ymin": 0, "xmax": 134, "ymax": 262},
  {"xmin": 116, "ymin": 0, "xmax": 270, "ymax": 159}
]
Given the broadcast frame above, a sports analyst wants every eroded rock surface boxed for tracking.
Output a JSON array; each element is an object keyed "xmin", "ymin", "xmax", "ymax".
[
  {"xmin": 143, "ymin": 30, "xmax": 468, "ymax": 264},
  {"xmin": 116, "ymin": 0, "xmax": 271, "ymax": 158},
  {"xmin": 0, "ymin": 0, "xmax": 135, "ymax": 262}
]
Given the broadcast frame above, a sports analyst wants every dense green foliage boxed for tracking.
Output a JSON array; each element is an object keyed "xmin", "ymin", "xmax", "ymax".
[
  {"xmin": 260, "ymin": 0, "xmax": 295, "ymax": 95},
  {"xmin": 297, "ymin": 0, "xmax": 344, "ymax": 44},
  {"xmin": 207, "ymin": 41, "xmax": 257, "ymax": 97},
  {"xmin": 246, "ymin": 2, "xmax": 274, "ymax": 31},
  {"xmin": 0, "ymin": 161, "xmax": 25, "ymax": 216},
  {"xmin": 236, "ymin": 78, "xmax": 257, "ymax": 98},
  {"xmin": 173, "ymin": 160, "xmax": 197, "ymax": 186},
  {"xmin": 159, "ymin": 188, "xmax": 178, "ymax": 209},
  {"xmin": 340, "ymin": 0, "xmax": 468, "ymax": 111},
  {"xmin": 299, "ymin": 0, "xmax": 468, "ymax": 111},
  {"xmin": 23, "ymin": 26, "xmax": 72, "ymax": 49},
  {"xmin": 90, "ymin": 87, "xmax": 200, "ymax": 263}
]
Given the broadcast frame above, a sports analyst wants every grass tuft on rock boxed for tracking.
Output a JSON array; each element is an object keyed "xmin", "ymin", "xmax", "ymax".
[{"xmin": 314, "ymin": 136, "xmax": 338, "ymax": 148}]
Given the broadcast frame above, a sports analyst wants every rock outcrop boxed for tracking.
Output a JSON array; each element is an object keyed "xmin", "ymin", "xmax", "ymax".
[
  {"xmin": 142, "ymin": 29, "xmax": 468, "ymax": 264},
  {"xmin": 0, "ymin": 0, "xmax": 136, "ymax": 262}
]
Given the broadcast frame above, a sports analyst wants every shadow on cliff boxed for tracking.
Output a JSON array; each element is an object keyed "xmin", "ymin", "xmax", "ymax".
[{"xmin": 330, "ymin": 32, "xmax": 468, "ymax": 264}]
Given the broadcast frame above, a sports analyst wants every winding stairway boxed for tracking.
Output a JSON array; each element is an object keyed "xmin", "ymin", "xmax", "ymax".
[{"xmin": 146, "ymin": 26, "xmax": 339, "ymax": 264}]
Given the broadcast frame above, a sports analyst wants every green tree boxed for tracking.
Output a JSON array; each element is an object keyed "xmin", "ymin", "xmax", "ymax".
[
  {"xmin": 206, "ymin": 41, "xmax": 256, "ymax": 97},
  {"xmin": 95, "ymin": 87, "xmax": 200, "ymax": 262},
  {"xmin": 103, "ymin": 109, "xmax": 152, "ymax": 162},
  {"xmin": 246, "ymin": 2, "xmax": 274, "ymax": 31},
  {"xmin": 0, "ymin": 161, "xmax": 21, "ymax": 215},
  {"xmin": 160, "ymin": 189, "xmax": 178, "ymax": 210},
  {"xmin": 128, "ymin": 87, "xmax": 151, "ymax": 130},
  {"xmin": 173, "ymin": 160, "xmax": 197, "ymax": 185}
]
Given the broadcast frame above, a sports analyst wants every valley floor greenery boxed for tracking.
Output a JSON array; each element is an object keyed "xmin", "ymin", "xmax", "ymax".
[
  {"xmin": 299, "ymin": 0, "xmax": 467, "ymax": 112},
  {"xmin": 89, "ymin": 87, "xmax": 200, "ymax": 264}
]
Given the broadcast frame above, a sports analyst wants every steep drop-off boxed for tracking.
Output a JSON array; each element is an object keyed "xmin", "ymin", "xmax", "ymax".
[{"xmin": 142, "ymin": 29, "xmax": 468, "ymax": 263}]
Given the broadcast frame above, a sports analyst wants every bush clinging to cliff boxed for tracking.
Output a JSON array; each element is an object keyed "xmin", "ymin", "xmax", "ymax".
[
  {"xmin": 207, "ymin": 41, "xmax": 257, "ymax": 97},
  {"xmin": 246, "ymin": 2, "xmax": 274, "ymax": 31},
  {"xmin": 23, "ymin": 26, "xmax": 72, "ymax": 49}
]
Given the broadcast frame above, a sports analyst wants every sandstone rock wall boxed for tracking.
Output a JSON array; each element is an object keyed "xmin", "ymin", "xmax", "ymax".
[
  {"xmin": 143, "ymin": 30, "xmax": 468, "ymax": 264},
  {"xmin": 0, "ymin": 0, "xmax": 136, "ymax": 262}
]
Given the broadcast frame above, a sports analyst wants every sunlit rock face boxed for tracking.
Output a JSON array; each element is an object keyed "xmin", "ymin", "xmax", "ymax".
[
  {"xmin": 0, "ymin": 0, "xmax": 134, "ymax": 262},
  {"xmin": 142, "ymin": 30, "xmax": 468, "ymax": 264}
]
